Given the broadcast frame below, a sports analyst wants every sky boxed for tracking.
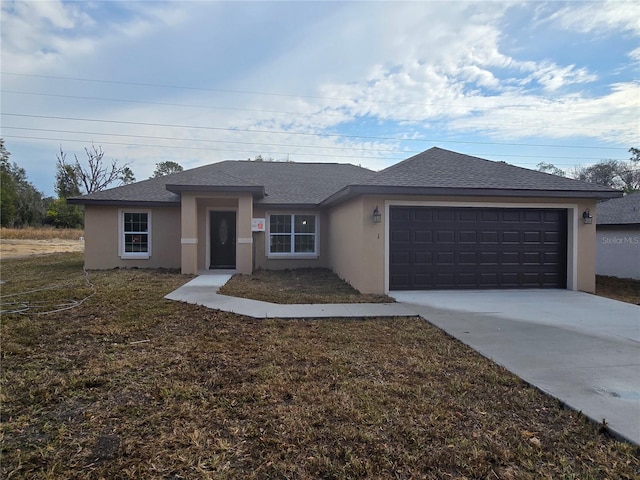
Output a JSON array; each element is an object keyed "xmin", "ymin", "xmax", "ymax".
[{"xmin": 1, "ymin": 0, "xmax": 639, "ymax": 197}]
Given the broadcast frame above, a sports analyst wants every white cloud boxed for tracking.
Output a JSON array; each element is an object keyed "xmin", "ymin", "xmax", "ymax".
[
  {"xmin": 2, "ymin": 1, "xmax": 638, "ymax": 194},
  {"xmin": 548, "ymin": 0, "xmax": 640, "ymax": 36}
]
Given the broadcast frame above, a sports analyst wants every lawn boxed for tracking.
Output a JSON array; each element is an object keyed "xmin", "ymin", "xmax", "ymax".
[
  {"xmin": 596, "ymin": 275, "xmax": 640, "ymax": 305},
  {"xmin": 1, "ymin": 253, "xmax": 638, "ymax": 479},
  {"xmin": 219, "ymin": 268, "xmax": 394, "ymax": 304}
]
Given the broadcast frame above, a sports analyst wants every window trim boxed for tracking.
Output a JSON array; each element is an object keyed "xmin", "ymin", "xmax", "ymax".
[
  {"xmin": 267, "ymin": 213, "xmax": 319, "ymax": 258},
  {"xmin": 119, "ymin": 209, "xmax": 152, "ymax": 259}
]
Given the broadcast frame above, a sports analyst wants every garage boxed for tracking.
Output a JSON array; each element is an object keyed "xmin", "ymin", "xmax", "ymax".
[{"xmin": 389, "ymin": 206, "xmax": 568, "ymax": 290}]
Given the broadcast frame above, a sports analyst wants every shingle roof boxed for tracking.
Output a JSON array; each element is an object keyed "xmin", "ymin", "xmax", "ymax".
[
  {"xmin": 597, "ymin": 192, "xmax": 640, "ymax": 225},
  {"xmin": 69, "ymin": 161, "xmax": 375, "ymax": 206},
  {"xmin": 69, "ymin": 147, "xmax": 622, "ymax": 207},
  {"xmin": 362, "ymin": 147, "xmax": 618, "ymax": 192}
]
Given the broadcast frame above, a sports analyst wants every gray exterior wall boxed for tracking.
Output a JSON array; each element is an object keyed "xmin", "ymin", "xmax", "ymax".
[{"xmin": 596, "ymin": 226, "xmax": 640, "ymax": 280}]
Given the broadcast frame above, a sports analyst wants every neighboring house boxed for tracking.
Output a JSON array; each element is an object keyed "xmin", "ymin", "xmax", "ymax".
[
  {"xmin": 69, "ymin": 147, "xmax": 621, "ymax": 294},
  {"xmin": 596, "ymin": 192, "xmax": 640, "ymax": 280}
]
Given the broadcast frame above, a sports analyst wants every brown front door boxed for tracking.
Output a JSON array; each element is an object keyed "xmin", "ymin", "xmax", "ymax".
[{"xmin": 210, "ymin": 211, "xmax": 236, "ymax": 269}]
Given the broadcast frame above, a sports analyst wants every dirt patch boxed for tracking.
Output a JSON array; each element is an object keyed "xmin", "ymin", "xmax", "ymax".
[{"xmin": 0, "ymin": 239, "xmax": 85, "ymax": 259}]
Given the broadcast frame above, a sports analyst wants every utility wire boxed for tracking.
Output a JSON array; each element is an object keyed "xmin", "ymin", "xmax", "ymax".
[
  {"xmin": 3, "ymin": 134, "xmax": 628, "ymax": 163},
  {"xmin": 3, "ymin": 90, "xmax": 638, "ymax": 128},
  {"xmin": 2, "ymin": 71, "xmax": 637, "ymax": 117},
  {"xmin": 2, "ymin": 112, "xmax": 632, "ymax": 152}
]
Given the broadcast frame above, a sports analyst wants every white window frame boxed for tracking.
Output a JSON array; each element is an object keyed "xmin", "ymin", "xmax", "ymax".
[
  {"xmin": 267, "ymin": 213, "xmax": 319, "ymax": 258},
  {"xmin": 119, "ymin": 209, "xmax": 152, "ymax": 259}
]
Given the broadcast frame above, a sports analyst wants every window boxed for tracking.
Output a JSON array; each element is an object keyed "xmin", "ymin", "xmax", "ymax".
[
  {"xmin": 269, "ymin": 214, "xmax": 317, "ymax": 256},
  {"xmin": 120, "ymin": 210, "xmax": 151, "ymax": 258}
]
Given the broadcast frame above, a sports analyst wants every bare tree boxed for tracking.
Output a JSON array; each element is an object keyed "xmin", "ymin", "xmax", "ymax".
[
  {"xmin": 536, "ymin": 162, "xmax": 566, "ymax": 177},
  {"xmin": 57, "ymin": 144, "xmax": 135, "ymax": 194}
]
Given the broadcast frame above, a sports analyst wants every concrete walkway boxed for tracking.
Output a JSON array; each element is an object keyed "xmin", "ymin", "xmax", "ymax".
[
  {"xmin": 164, "ymin": 274, "xmax": 416, "ymax": 319},
  {"xmin": 392, "ymin": 290, "xmax": 640, "ymax": 445},
  {"xmin": 166, "ymin": 276, "xmax": 640, "ymax": 444}
]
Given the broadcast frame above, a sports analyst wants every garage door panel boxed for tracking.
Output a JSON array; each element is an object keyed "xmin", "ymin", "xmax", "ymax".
[
  {"xmin": 391, "ymin": 230, "xmax": 410, "ymax": 242},
  {"xmin": 459, "ymin": 231, "xmax": 477, "ymax": 243},
  {"xmin": 480, "ymin": 231, "xmax": 499, "ymax": 243},
  {"xmin": 458, "ymin": 210, "xmax": 478, "ymax": 222},
  {"xmin": 414, "ymin": 209, "xmax": 433, "ymax": 222},
  {"xmin": 436, "ymin": 252, "xmax": 455, "ymax": 265},
  {"xmin": 459, "ymin": 252, "xmax": 477, "ymax": 265},
  {"xmin": 502, "ymin": 231, "xmax": 520, "ymax": 243},
  {"xmin": 481, "ymin": 210, "xmax": 500, "ymax": 222},
  {"xmin": 414, "ymin": 251, "xmax": 432, "ymax": 264},
  {"xmin": 480, "ymin": 252, "xmax": 499, "ymax": 265},
  {"xmin": 436, "ymin": 210, "xmax": 455, "ymax": 222},
  {"xmin": 523, "ymin": 231, "xmax": 542, "ymax": 243},
  {"xmin": 391, "ymin": 208, "xmax": 411, "ymax": 221},
  {"xmin": 436, "ymin": 231, "xmax": 455, "ymax": 243},
  {"xmin": 414, "ymin": 230, "xmax": 432, "ymax": 243},
  {"xmin": 435, "ymin": 273, "xmax": 455, "ymax": 287},
  {"xmin": 500, "ymin": 272, "xmax": 520, "ymax": 287},
  {"xmin": 502, "ymin": 211, "xmax": 520, "ymax": 222},
  {"xmin": 480, "ymin": 273, "xmax": 499, "ymax": 287},
  {"xmin": 390, "ymin": 207, "xmax": 567, "ymax": 290},
  {"xmin": 501, "ymin": 251, "xmax": 520, "ymax": 265},
  {"xmin": 391, "ymin": 251, "xmax": 410, "ymax": 265}
]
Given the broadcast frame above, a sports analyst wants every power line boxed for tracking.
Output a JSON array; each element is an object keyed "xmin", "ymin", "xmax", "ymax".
[
  {"xmin": 2, "ymin": 126, "xmax": 631, "ymax": 161},
  {"xmin": 1, "ymin": 126, "xmax": 401, "ymax": 153},
  {"xmin": 3, "ymin": 134, "xmax": 628, "ymax": 164},
  {"xmin": 2, "ymin": 112, "xmax": 631, "ymax": 152},
  {"xmin": 3, "ymin": 90, "xmax": 638, "ymax": 129},
  {"xmin": 3, "ymin": 71, "xmax": 637, "ymax": 117}
]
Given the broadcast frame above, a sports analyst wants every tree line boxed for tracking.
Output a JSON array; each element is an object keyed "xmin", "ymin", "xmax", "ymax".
[
  {"xmin": 537, "ymin": 147, "xmax": 640, "ymax": 193},
  {"xmin": 0, "ymin": 139, "xmax": 182, "ymax": 228}
]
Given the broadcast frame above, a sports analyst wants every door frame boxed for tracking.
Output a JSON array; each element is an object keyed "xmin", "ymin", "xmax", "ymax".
[
  {"xmin": 384, "ymin": 200, "xmax": 579, "ymax": 294},
  {"xmin": 206, "ymin": 207, "xmax": 238, "ymax": 270}
]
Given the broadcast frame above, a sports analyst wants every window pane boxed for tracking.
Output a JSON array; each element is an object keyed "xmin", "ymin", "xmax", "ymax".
[
  {"xmin": 294, "ymin": 215, "xmax": 315, "ymax": 233},
  {"xmin": 270, "ymin": 215, "xmax": 291, "ymax": 234},
  {"xmin": 125, "ymin": 233, "xmax": 148, "ymax": 253},
  {"xmin": 124, "ymin": 212, "xmax": 148, "ymax": 233},
  {"xmin": 270, "ymin": 234, "xmax": 291, "ymax": 253},
  {"xmin": 294, "ymin": 234, "xmax": 315, "ymax": 253}
]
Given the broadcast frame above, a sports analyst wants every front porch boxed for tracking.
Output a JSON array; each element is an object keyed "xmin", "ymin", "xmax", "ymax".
[{"xmin": 179, "ymin": 192, "xmax": 255, "ymax": 275}]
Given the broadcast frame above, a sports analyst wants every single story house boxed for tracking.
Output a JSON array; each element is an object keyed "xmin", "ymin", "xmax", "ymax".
[
  {"xmin": 69, "ymin": 147, "xmax": 621, "ymax": 294},
  {"xmin": 596, "ymin": 192, "xmax": 640, "ymax": 280}
]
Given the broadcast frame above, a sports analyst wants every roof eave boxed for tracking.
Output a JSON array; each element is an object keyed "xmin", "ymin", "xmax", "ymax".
[
  {"xmin": 254, "ymin": 202, "xmax": 321, "ymax": 210},
  {"xmin": 67, "ymin": 198, "xmax": 180, "ymax": 207},
  {"xmin": 321, "ymin": 185, "xmax": 623, "ymax": 207},
  {"xmin": 165, "ymin": 184, "xmax": 265, "ymax": 198}
]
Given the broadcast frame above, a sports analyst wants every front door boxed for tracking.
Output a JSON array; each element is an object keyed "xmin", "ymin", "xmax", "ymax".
[{"xmin": 210, "ymin": 211, "xmax": 236, "ymax": 269}]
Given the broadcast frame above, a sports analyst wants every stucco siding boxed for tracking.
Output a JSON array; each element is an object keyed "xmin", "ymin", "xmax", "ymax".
[
  {"xmin": 252, "ymin": 208, "xmax": 329, "ymax": 270},
  {"xmin": 326, "ymin": 195, "xmax": 598, "ymax": 294},
  {"xmin": 596, "ymin": 226, "xmax": 640, "ymax": 280},
  {"xmin": 327, "ymin": 198, "xmax": 370, "ymax": 292},
  {"xmin": 84, "ymin": 205, "xmax": 181, "ymax": 270}
]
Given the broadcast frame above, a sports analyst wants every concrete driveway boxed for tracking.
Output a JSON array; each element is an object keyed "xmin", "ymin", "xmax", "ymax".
[{"xmin": 391, "ymin": 289, "xmax": 640, "ymax": 445}]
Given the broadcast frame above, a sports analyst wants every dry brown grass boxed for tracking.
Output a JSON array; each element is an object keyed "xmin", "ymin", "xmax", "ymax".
[
  {"xmin": 596, "ymin": 275, "xmax": 640, "ymax": 305},
  {"xmin": 220, "ymin": 268, "xmax": 394, "ymax": 304},
  {"xmin": 1, "ymin": 227, "xmax": 84, "ymax": 240},
  {"xmin": 1, "ymin": 253, "xmax": 638, "ymax": 479}
]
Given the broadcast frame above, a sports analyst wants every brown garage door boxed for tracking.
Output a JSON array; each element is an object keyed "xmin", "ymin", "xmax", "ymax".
[{"xmin": 389, "ymin": 207, "xmax": 567, "ymax": 290}]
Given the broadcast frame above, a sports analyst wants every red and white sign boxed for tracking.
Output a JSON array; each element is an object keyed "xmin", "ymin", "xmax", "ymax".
[{"xmin": 252, "ymin": 218, "xmax": 266, "ymax": 232}]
